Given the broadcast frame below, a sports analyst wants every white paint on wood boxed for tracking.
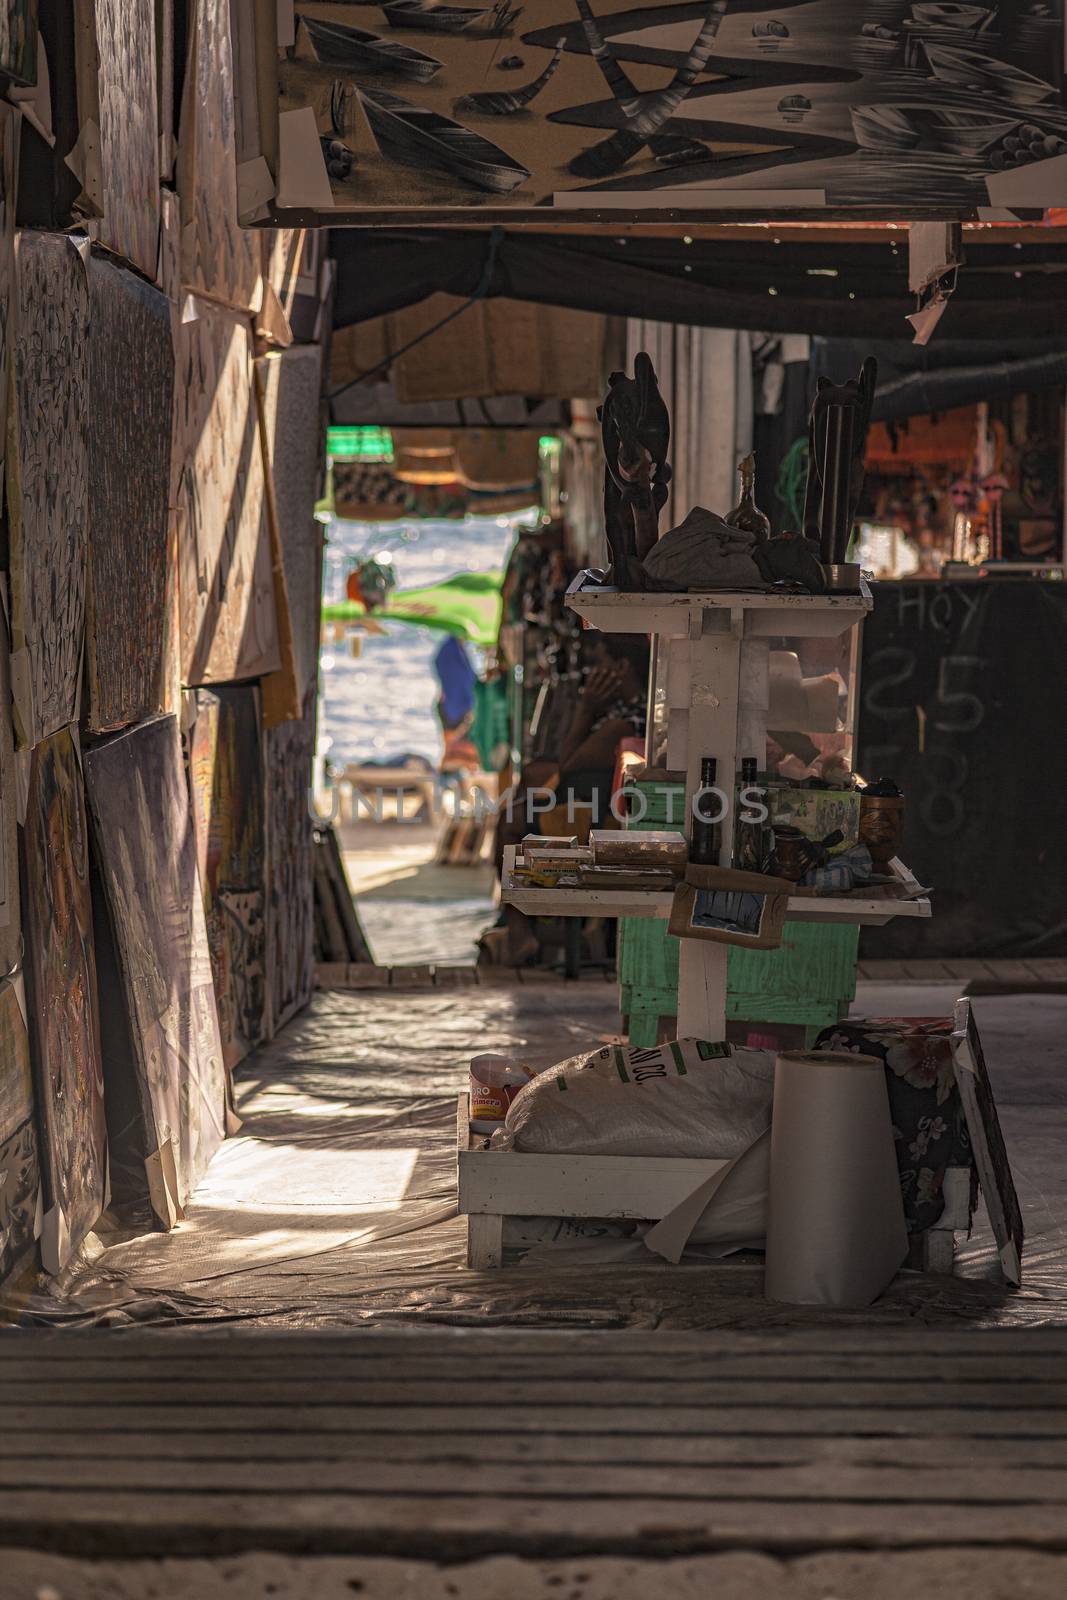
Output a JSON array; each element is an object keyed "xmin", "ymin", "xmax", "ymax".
[{"xmin": 457, "ymin": 1097, "xmax": 729, "ymax": 1225}]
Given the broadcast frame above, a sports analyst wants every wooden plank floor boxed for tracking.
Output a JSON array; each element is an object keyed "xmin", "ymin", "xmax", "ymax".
[
  {"xmin": 315, "ymin": 959, "xmax": 1067, "ymax": 992},
  {"xmin": 4, "ymin": 1328, "xmax": 1067, "ymax": 1560}
]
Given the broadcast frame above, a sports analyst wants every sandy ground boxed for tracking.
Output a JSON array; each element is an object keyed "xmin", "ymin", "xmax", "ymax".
[
  {"xmin": 6, "ymin": 1547, "xmax": 1067, "ymax": 1600},
  {"xmin": 341, "ymin": 816, "xmax": 497, "ymax": 965}
]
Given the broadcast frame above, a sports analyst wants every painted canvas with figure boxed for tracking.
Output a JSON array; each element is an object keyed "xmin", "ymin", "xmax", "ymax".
[{"xmin": 233, "ymin": 0, "xmax": 1067, "ymax": 218}]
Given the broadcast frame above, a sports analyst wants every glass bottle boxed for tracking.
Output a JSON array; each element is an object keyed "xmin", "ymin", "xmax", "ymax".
[
  {"xmin": 690, "ymin": 756, "xmax": 721, "ymax": 866},
  {"xmin": 735, "ymin": 756, "xmax": 769, "ymax": 872},
  {"xmin": 727, "ymin": 454, "xmax": 772, "ymax": 544}
]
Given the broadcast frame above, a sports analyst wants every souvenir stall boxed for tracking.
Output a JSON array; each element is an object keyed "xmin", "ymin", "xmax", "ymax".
[{"xmin": 457, "ymin": 350, "xmax": 1022, "ymax": 1308}]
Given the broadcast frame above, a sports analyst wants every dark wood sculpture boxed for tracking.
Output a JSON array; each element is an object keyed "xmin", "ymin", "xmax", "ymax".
[
  {"xmin": 803, "ymin": 357, "xmax": 878, "ymax": 565},
  {"xmin": 598, "ymin": 352, "xmax": 672, "ymax": 591}
]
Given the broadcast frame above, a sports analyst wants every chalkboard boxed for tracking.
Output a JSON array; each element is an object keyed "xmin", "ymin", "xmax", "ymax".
[{"xmin": 858, "ymin": 580, "xmax": 1067, "ymax": 959}]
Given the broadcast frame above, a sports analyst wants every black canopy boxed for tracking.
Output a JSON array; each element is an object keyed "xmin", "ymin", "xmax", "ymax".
[{"xmin": 331, "ymin": 228, "xmax": 1067, "ymax": 343}]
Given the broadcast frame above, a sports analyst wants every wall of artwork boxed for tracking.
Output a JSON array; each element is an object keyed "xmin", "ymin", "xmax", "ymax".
[
  {"xmin": 0, "ymin": 9, "xmax": 327, "ymax": 1293},
  {"xmin": 236, "ymin": 0, "xmax": 1067, "ymax": 218}
]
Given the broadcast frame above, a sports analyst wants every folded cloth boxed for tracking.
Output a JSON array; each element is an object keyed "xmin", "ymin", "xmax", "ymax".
[
  {"xmin": 641, "ymin": 507, "xmax": 765, "ymax": 591},
  {"xmin": 752, "ymin": 535, "xmax": 826, "ymax": 593},
  {"xmin": 799, "ymin": 842, "xmax": 873, "ymax": 893}
]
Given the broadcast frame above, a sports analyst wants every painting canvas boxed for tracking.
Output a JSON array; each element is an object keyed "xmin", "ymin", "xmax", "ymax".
[
  {"xmin": 0, "ymin": 104, "xmax": 19, "ymax": 503},
  {"xmin": 84, "ymin": 715, "xmax": 227, "ymax": 1219},
  {"xmin": 249, "ymin": 0, "xmax": 1067, "ymax": 217},
  {"xmin": 15, "ymin": 4, "xmax": 91, "ymax": 230},
  {"xmin": 0, "ymin": 978, "xmax": 40, "ymax": 1287},
  {"xmin": 255, "ymin": 345, "xmax": 325, "ymax": 705},
  {"xmin": 187, "ymin": 687, "xmax": 267, "ymax": 1069},
  {"xmin": 0, "ymin": 0, "xmax": 39, "ymax": 88},
  {"xmin": 86, "ymin": 258, "xmax": 175, "ymax": 732},
  {"xmin": 177, "ymin": 0, "xmax": 264, "ymax": 311},
  {"xmin": 93, "ymin": 0, "xmax": 161, "ymax": 277},
  {"xmin": 172, "ymin": 299, "xmax": 281, "ymax": 686},
  {"xmin": 22, "ymin": 727, "xmax": 108, "ymax": 1270},
  {"xmin": 264, "ymin": 692, "xmax": 316, "ymax": 1037},
  {"xmin": 9, "ymin": 232, "xmax": 89, "ymax": 749}
]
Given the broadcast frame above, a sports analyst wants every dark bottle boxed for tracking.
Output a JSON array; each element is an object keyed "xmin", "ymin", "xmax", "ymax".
[
  {"xmin": 735, "ymin": 756, "xmax": 769, "ymax": 872},
  {"xmin": 726, "ymin": 453, "xmax": 772, "ymax": 544},
  {"xmin": 690, "ymin": 755, "xmax": 721, "ymax": 865}
]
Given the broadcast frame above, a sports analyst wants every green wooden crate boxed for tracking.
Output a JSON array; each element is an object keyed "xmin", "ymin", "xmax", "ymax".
[{"xmin": 618, "ymin": 780, "xmax": 858, "ymax": 1039}]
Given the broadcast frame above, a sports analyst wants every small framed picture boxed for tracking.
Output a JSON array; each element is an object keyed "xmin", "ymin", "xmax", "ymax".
[{"xmin": 669, "ymin": 866, "xmax": 789, "ymax": 949}]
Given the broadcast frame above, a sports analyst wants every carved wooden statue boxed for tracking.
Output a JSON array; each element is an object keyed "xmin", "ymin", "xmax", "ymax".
[{"xmin": 598, "ymin": 352, "xmax": 672, "ymax": 590}]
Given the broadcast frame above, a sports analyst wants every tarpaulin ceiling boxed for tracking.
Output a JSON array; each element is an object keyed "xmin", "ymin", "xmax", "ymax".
[{"xmin": 331, "ymin": 229, "xmax": 1067, "ymax": 342}]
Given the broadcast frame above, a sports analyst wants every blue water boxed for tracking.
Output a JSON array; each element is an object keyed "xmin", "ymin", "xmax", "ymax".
[{"xmin": 318, "ymin": 512, "xmax": 529, "ymax": 771}]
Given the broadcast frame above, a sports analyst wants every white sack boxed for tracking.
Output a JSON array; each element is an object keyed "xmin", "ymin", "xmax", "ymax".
[{"xmin": 500, "ymin": 1039, "xmax": 775, "ymax": 1159}]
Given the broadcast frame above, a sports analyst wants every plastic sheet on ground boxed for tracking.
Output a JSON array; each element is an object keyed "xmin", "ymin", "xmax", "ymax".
[{"xmin": 14, "ymin": 985, "xmax": 1067, "ymax": 1330}]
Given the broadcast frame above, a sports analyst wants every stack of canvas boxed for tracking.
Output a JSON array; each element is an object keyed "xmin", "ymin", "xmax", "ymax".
[{"xmin": 0, "ymin": 3, "xmax": 326, "ymax": 1291}]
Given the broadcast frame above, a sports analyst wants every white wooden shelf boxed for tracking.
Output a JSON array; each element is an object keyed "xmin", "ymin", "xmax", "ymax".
[
  {"xmin": 566, "ymin": 575, "xmax": 872, "ymax": 640},
  {"xmin": 502, "ymin": 848, "xmax": 931, "ymax": 929}
]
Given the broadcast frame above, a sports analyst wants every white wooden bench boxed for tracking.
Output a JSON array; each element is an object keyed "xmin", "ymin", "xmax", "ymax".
[{"xmin": 456, "ymin": 1096, "xmax": 974, "ymax": 1272}]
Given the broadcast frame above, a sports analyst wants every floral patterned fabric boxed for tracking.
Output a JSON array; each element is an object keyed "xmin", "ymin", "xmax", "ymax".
[{"xmin": 813, "ymin": 1018, "xmax": 974, "ymax": 1234}]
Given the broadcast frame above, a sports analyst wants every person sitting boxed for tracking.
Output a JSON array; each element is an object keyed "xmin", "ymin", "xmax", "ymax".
[
  {"xmin": 482, "ymin": 633, "xmax": 650, "ymax": 966},
  {"xmin": 552, "ymin": 633, "xmax": 650, "ymax": 829}
]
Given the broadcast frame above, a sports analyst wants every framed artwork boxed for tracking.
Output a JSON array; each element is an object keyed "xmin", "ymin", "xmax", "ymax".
[{"xmin": 669, "ymin": 865, "xmax": 788, "ymax": 948}]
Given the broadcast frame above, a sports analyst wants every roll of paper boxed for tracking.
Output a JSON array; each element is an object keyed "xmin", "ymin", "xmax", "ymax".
[{"xmin": 766, "ymin": 1051, "xmax": 907, "ymax": 1307}]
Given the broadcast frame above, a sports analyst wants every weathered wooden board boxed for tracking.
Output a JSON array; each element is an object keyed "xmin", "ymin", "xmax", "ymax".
[
  {"xmin": 253, "ymin": 363, "xmax": 301, "ymax": 727},
  {"xmin": 0, "ymin": 601, "xmax": 20, "ymax": 974},
  {"xmin": 254, "ymin": 345, "xmax": 324, "ymax": 705},
  {"xmin": 9, "ymin": 232, "xmax": 89, "ymax": 749},
  {"xmin": 85, "ymin": 258, "xmax": 174, "ymax": 733},
  {"xmin": 264, "ymin": 694, "xmax": 315, "ymax": 1038},
  {"xmin": 84, "ymin": 715, "xmax": 227, "ymax": 1221},
  {"xmin": 172, "ymin": 300, "xmax": 280, "ymax": 686},
  {"xmin": 22, "ymin": 727, "xmax": 107, "ymax": 1270},
  {"xmin": 176, "ymin": 0, "xmax": 262, "ymax": 311},
  {"xmin": 94, "ymin": 0, "xmax": 160, "ymax": 277},
  {"xmin": 261, "ymin": 229, "xmax": 307, "ymax": 323},
  {"xmin": 0, "ymin": 978, "xmax": 39, "ymax": 1284},
  {"xmin": 0, "ymin": 105, "xmax": 19, "ymax": 502},
  {"xmin": 187, "ymin": 687, "xmax": 267, "ymax": 1068},
  {"xmin": 2, "ymin": 1328, "xmax": 1067, "ymax": 1558}
]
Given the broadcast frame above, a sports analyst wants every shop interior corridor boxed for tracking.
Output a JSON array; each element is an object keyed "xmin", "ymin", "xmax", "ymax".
[
  {"xmin": 5, "ymin": 976, "xmax": 1067, "ymax": 1596},
  {"xmin": 32, "ymin": 977, "xmax": 1067, "ymax": 1333}
]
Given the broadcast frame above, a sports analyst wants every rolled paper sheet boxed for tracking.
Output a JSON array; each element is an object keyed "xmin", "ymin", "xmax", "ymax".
[{"xmin": 765, "ymin": 1050, "xmax": 908, "ymax": 1308}]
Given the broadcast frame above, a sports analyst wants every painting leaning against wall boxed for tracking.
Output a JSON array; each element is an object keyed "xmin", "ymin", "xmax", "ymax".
[
  {"xmin": 9, "ymin": 232, "xmax": 89, "ymax": 749},
  {"xmin": 0, "ymin": 977, "xmax": 41, "ymax": 1291},
  {"xmin": 244, "ymin": 0, "xmax": 1067, "ymax": 217},
  {"xmin": 86, "ymin": 257, "xmax": 175, "ymax": 733},
  {"xmin": 187, "ymin": 687, "xmax": 268, "ymax": 1071},
  {"xmin": 264, "ymin": 692, "xmax": 316, "ymax": 1038},
  {"xmin": 84, "ymin": 715, "xmax": 228, "ymax": 1221},
  {"xmin": 22, "ymin": 727, "xmax": 108, "ymax": 1273},
  {"xmin": 0, "ymin": 0, "xmax": 39, "ymax": 88}
]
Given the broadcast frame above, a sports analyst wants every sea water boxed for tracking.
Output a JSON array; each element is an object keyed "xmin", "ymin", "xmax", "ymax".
[
  {"xmin": 318, "ymin": 511, "xmax": 530, "ymax": 965},
  {"xmin": 318, "ymin": 511, "xmax": 527, "ymax": 772}
]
